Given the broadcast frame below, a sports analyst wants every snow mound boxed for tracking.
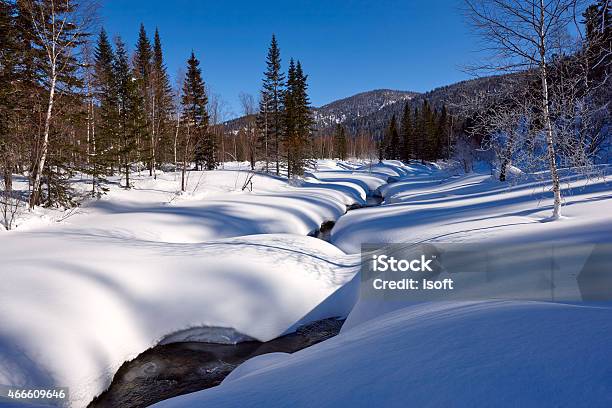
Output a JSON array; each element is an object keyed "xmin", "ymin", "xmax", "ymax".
[
  {"xmin": 0, "ymin": 233, "xmax": 358, "ymax": 407},
  {"xmin": 153, "ymin": 301, "xmax": 612, "ymax": 408}
]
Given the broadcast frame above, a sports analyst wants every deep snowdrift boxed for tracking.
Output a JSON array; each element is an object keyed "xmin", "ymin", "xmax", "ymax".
[
  {"xmin": 0, "ymin": 233, "xmax": 359, "ymax": 406},
  {"xmin": 332, "ymin": 167, "xmax": 612, "ymax": 253},
  {"xmin": 153, "ymin": 300, "xmax": 612, "ymax": 408}
]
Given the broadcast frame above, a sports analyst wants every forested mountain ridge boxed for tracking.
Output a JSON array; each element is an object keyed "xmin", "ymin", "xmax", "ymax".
[
  {"xmin": 339, "ymin": 75, "xmax": 514, "ymax": 138},
  {"xmin": 313, "ymin": 89, "xmax": 418, "ymax": 129},
  {"xmin": 224, "ymin": 89, "xmax": 418, "ymax": 134},
  {"xmin": 225, "ymin": 77, "xmax": 513, "ymax": 137}
]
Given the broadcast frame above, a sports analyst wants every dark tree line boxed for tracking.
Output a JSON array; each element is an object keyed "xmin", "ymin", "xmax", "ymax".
[
  {"xmin": 378, "ymin": 100, "xmax": 450, "ymax": 163},
  {"xmin": 257, "ymin": 35, "xmax": 313, "ymax": 178}
]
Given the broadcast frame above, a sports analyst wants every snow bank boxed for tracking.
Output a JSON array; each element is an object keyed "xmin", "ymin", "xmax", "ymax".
[
  {"xmin": 0, "ymin": 233, "xmax": 358, "ymax": 407},
  {"xmin": 332, "ymin": 170, "xmax": 612, "ymax": 253},
  {"xmin": 152, "ymin": 300, "xmax": 612, "ymax": 408}
]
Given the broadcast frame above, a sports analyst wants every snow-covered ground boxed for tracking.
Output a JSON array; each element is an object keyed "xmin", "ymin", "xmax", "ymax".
[
  {"xmin": 0, "ymin": 160, "xmax": 389, "ymax": 407},
  {"xmin": 1, "ymin": 160, "xmax": 611, "ymax": 407},
  {"xmin": 332, "ymin": 166, "xmax": 612, "ymax": 253},
  {"xmin": 155, "ymin": 301, "xmax": 612, "ymax": 408}
]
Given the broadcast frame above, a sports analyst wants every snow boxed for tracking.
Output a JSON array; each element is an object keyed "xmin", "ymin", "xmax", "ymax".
[
  {"xmin": 1, "ymin": 160, "xmax": 399, "ymax": 407},
  {"xmin": 2, "ymin": 159, "xmax": 611, "ymax": 407},
  {"xmin": 152, "ymin": 301, "xmax": 612, "ymax": 408},
  {"xmin": 0, "ymin": 232, "xmax": 358, "ymax": 406},
  {"xmin": 332, "ymin": 166, "xmax": 612, "ymax": 253},
  {"xmin": 151, "ymin": 161, "xmax": 611, "ymax": 408}
]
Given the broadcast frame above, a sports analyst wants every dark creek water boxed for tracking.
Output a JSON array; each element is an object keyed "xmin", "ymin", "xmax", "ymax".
[
  {"xmin": 89, "ymin": 318, "xmax": 344, "ymax": 408},
  {"xmin": 311, "ymin": 192, "xmax": 384, "ymax": 241}
]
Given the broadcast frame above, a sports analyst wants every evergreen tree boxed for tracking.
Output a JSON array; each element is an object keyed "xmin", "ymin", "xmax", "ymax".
[
  {"xmin": 257, "ymin": 34, "xmax": 285, "ymax": 174},
  {"xmin": 150, "ymin": 28, "xmax": 173, "ymax": 177},
  {"xmin": 384, "ymin": 114, "xmax": 400, "ymax": 160},
  {"xmin": 413, "ymin": 106, "xmax": 424, "ymax": 161},
  {"xmin": 284, "ymin": 59, "xmax": 312, "ymax": 177},
  {"xmin": 133, "ymin": 23, "xmax": 153, "ymax": 172},
  {"xmin": 438, "ymin": 104, "xmax": 449, "ymax": 160},
  {"xmin": 420, "ymin": 100, "xmax": 438, "ymax": 162},
  {"xmin": 181, "ymin": 52, "xmax": 215, "ymax": 172},
  {"xmin": 114, "ymin": 36, "xmax": 143, "ymax": 189},
  {"xmin": 294, "ymin": 61, "xmax": 312, "ymax": 143},
  {"xmin": 334, "ymin": 124, "xmax": 348, "ymax": 160},
  {"xmin": 400, "ymin": 102, "xmax": 413, "ymax": 162},
  {"xmin": 0, "ymin": 0, "xmax": 19, "ymax": 196},
  {"xmin": 284, "ymin": 59, "xmax": 297, "ymax": 177},
  {"xmin": 92, "ymin": 28, "xmax": 117, "ymax": 191}
]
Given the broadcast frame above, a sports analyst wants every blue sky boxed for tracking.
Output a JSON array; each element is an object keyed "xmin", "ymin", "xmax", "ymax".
[{"xmin": 99, "ymin": 0, "xmax": 476, "ymax": 118}]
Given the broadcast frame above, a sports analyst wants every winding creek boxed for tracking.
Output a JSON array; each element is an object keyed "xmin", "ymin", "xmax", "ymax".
[{"xmin": 89, "ymin": 176, "xmax": 392, "ymax": 408}]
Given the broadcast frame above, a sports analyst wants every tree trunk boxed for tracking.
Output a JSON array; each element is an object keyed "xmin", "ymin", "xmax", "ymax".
[
  {"xmin": 125, "ymin": 161, "xmax": 130, "ymax": 189},
  {"xmin": 539, "ymin": 1, "xmax": 562, "ymax": 219},
  {"xmin": 30, "ymin": 75, "xmax": 56, "ymax": 208}
]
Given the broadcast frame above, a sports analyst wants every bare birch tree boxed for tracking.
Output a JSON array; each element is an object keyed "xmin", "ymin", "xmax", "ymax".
[
  {"xmin": 21, "ymin": 0, "xmax": 94, "ymax": 208},
  {"xmin": 464, "ymin": 0, "xmax": 588, "ymax": 219}
]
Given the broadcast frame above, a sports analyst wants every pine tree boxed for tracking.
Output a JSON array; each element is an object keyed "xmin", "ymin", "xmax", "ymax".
[
  {"xmin": 334, "ymin": 124, "xmax": 348, "ymax": 160},
  {"xmin": 384, "ymin": 114, "xmax": 400, "ymax": 160},
  {"xmin": 284, "ymin": 59, "xmax": 313, "ymax": 177},
  {"xmin": 133, "ymin": 23, "xmax": 153, "ymax": 173},
  {"xmin": 114, "ymin": 36, "xmax": 143, "ymax": 189},
  {"xmin": 413, "ymin": 106, "xmax": 424, "ymax": 161},
  {"xmin": 400, "ymin": 102, "xmax": 413, "ymax": 162},
  {"xmin": 92, "ymin": 28, "xmax": 117, "ymax": 192},
  {"xmin": 150, "ymin": 28, "xmax": 173, "ymax": 177},
  {"xmin": 181, "ymin": 52, "xmax": 214, "ymax": 178},
  {"xmin": 257, "ymin": 34, "xmax": 285, "ymax": 175},
  {"xmin": 284, "ymin": 59, "xmax": 297, "ymax": 177}
]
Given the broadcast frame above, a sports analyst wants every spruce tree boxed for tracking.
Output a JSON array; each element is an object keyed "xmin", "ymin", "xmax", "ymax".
[
  {"xmin": 133, "ymin": 23, "xmax": 153, "ymax": 173},
  {"xmin": 334, "ymin": 124, "xmax": 348, "ymax": 161},
  {"xmin": 92, "ymin": 28, "xmax": 117, "ymax": 191},
  {"xmin": 384, "ymin": 115, "xmax": 400, "ymax": 160},
  {"xmin": 181, "ymin": 52, "xmax": 214, "ymax": 173},
  {"xmin": 0, "ymin": 0, "xmax": 19, "ymax": 196},
  {"xmin": 114, "ymin": 36, "xmax": 143, "ymax": 189},
  {"xmin": 400, "ymin": 102, "xmax": 413, "ymax": 162},
  {"xmin": 294, "ymin": 61, "xmax": 312, "ymax": 143},
  {"xmin": 438, "ymin": 104, "xmax": 449, "ymax": 160},
  {"xmin": 284, "ymin": 59, "xmax": 297, "ymax": 177},
  {"xmin": 284, "ymin": 59, "xmax": 312, "ymax": 177},
  {"xmin": 257, "ymin": 34, "xmax": 285, "ymax": 175},
  {"xmin": 151, "ymin": 28, "xmax": 173, "ymax": 176},
  {"xmin": 413, "ymin": 106, "xmax": 423, "ymax": 161}
]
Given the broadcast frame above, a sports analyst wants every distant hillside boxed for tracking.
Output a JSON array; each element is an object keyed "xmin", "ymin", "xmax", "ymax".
[
  {"xmin": 224, "ymin": 89, "xmax": 417, "ymax": 134},
  {"xmin": 224, "ymin": 76, "xmax": 512, "ymax": 137},
  {"xmin": 341, "ymin": 75, "xmax": 514, "ymax": 138},
  {"xmin": 313, "ymin": 89, "xmax": 418, "ymax": 130}
]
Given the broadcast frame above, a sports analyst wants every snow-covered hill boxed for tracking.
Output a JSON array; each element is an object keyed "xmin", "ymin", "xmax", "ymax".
[{"xmin": 312, "ymin": 89, "xmax": 417, "ymax": 130}]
